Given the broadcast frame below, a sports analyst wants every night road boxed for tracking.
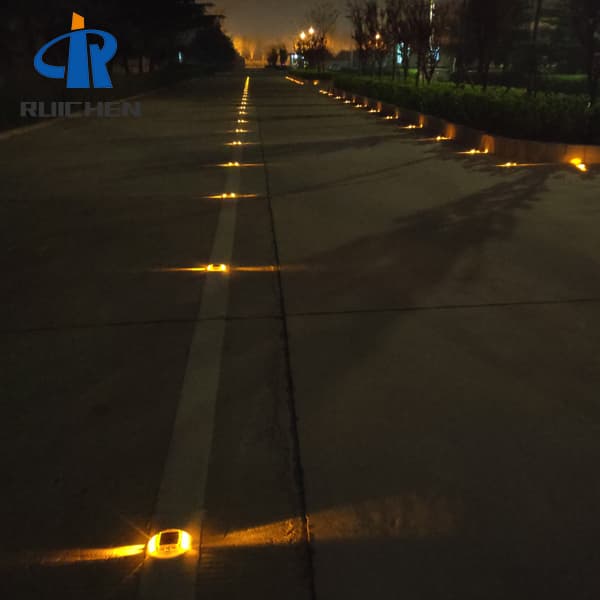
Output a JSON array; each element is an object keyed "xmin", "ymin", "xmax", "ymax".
[{"xmin": 2, "ymin": 71, "xmax": 600, "ymax": 600}]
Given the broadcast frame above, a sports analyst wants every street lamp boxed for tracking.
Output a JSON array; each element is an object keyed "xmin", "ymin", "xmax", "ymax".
[
  {"xmin": 300, "ymin": 31, "xmax": 307, "ymax": 41},
  {"xmin": 308, "ymin": 26, "xmax": 315, "ymax": 36}
]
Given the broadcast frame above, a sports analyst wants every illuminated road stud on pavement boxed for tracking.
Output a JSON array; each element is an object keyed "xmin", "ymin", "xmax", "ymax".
[
  {"xmin": 460, "ymin": 148, "xmax": 489, "ymax": 155},
  {"xmin": 570, "ymin": 157, "xmax": 588, "ymax": 172},
  {"xmin": 207, "ymin": 264, "xmax": 229, "ymax": 272},
  {"xmin": 146, "ymin": 530, "xmax": 192, "ymax": 559}
]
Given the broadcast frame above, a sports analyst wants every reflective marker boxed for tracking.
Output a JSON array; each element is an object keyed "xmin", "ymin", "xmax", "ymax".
[
  {"xmin": 207, "ymin": 264, "xmax": 229, "ymax": 272},
  {"xmin": 570, "ymin": 157, "xmax": 588, "ymax": 172},
  {"xmin": 146, "ymin": 530, "xmax": 192, "ymax": 560},
  {"xmin": 460, "ymin": 148, "xmax": 489, "ymax": 155}
]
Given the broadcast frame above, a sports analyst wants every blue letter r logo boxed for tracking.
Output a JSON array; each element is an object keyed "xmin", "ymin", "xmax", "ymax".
[{"xmin": 34, "ymin": 13, "xmax": 118, "ymax": 89}]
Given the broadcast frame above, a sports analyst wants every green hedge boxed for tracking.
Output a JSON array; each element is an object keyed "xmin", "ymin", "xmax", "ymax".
[
  {"xmin": 332, "ymin": 74, "xmax": 600, "ymax": 144},
  {"xmin": 451, "ymin": 72, "xmax": 590, "ymax": 96}
]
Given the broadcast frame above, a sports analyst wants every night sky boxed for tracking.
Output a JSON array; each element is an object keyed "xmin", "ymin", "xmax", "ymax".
[{"xmin": 214, "ymin": 0, "xmax": 352, "ymax": 56}]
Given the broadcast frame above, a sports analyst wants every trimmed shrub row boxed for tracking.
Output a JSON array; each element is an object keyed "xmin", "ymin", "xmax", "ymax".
[{"xmin": 331, "ymin": 74, "xmax": 600, "ymax": 145}]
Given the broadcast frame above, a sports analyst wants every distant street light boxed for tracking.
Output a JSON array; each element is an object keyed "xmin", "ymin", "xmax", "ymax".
[
  {"xmin": 308, "ymin": 26, "xmax": 315, "ymax": 36},
  {"xmin": 300, "ymin": 31, "xmax": 307, "ymax": 40}
]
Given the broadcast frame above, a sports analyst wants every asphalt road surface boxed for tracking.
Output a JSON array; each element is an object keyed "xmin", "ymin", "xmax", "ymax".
[{"xmin": 2, "ymin": 70, "xmax": 600, "ymax": 600}]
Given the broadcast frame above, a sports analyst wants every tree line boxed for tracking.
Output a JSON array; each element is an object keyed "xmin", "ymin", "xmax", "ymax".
[{"xmin": 346, "ymin": 0, "xmax": 600, "ymax": 104}]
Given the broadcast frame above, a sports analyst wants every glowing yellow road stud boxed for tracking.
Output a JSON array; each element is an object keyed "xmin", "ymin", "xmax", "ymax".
[
  {"xmin": 147, "ymin": 530, "xmax": 192, "ymax": 559},
  {"xmin": 570, "ymin": 157, "xmax": 588, "ymax": 172},
  {"xmin": 207, "ymin": 264, "xmax": 229, "ymax": 272}
]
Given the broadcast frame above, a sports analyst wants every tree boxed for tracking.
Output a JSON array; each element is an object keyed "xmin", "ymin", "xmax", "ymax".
[
  {"xmin": 466, "ymin": 0, "xmax": 525, "ymax": 90},
  {"xmin": 527, "ymin": 0, "xmax": 545, "ymax": 93},
  {"xmin": 279, "ymin": 47, "xmax": 289, "ymax": 67},
  {"xmin": 569, "ymin": 0, "xmax": 600, "ymax": 105},
  {"xmin": 306, "ymin": 1, "xmax": 340, "ymax": 71},
  {"xmin": 267, "ymin": 47, "xmax": 279, "ymax": 67},
  {"xmin": 385, "ymin": 0, "xmax": 412, "ymax": 80},
  {"xmin": 348, "ymin": 0, "xmax": 371, "ymax": 72}
]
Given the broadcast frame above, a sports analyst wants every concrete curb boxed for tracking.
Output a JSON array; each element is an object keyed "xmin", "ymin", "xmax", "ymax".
[{"xmin": 318, "ymin": 82, "xmax": 600, "ymax": 165}]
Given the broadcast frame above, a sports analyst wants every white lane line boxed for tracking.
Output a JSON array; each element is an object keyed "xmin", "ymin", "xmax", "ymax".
[{"xmin": 138, "ymin": 77, "xmax": 249, "ymax": 600}]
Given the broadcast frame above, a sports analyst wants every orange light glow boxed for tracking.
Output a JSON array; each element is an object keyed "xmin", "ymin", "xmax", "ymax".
[
  {"xmin": 207, "ymin": 264, "xmax": 229, "ymax": 272},
  {"xmin": 204, "ymin": 192, "xmax": 260, "ymax": 200},
  {"xmin": 402, "ymin": 124, "xmax": 423, "ymax": 129},
  {"xmin": 155, "ymin": 264, "xmax": 302, "ymax": 274},
  {"xmin": 460, "ymin": 148, "xmax": 489, "ymax": 155},
  {"xmin": 147, "ymin": 530, "xmax": 192, "ymax": 560},
  {"xmin": 368, "ymin": 109, "xmax": 380, "ymax": 114},
  {"xmin": 16, "ymin": 544, "xmax": 147, "ymax": 567},
  {"xmin": 570, "ymin": 157, "xmax": 588, "ymax": 172},
  {"xmin": 435, "ymin": 135, "xmax": 450, "ymax": 142},
  {"xmin": 384, "ymin": 115, "xmax": 399, "ymax": 120},
  {"xmin": 218, "ymin": 162, "xmax": 262, "ymax": 168}
]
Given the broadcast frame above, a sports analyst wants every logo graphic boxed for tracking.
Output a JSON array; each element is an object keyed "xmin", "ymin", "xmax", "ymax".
[{"xmin": 34, "ymin": 13, "xmax": 118, "ymax": 89}]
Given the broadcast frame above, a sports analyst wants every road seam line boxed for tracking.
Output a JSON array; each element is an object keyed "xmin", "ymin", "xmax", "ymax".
[{"xmin": 256, "ymin": 83, "xmax": 318, "ymax": 600}]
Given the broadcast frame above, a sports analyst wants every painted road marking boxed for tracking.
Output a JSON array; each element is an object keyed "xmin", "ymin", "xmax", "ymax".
[{"xmin": 138, "ymin": 77, "xmax": 250, "ymax": 600}]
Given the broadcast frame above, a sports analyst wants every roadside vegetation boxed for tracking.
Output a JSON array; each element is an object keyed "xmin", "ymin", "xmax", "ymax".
[{"xmin": 292, "ymin": 0, "xmax": 600, "ymax": 144}]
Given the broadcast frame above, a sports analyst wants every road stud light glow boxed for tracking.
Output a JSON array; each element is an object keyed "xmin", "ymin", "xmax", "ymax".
[
  {"xmin": 207, "ymin": 264, "xmax": 229, "ymax": 272},
  {"xmin": 218, "ymin": 162, "xmax": 261, "ymax": 168},
  {"xmin": 147, "ymin": 530, "xmax": 192, "ymax": 559},
  {"xmin": 384, "ymin": 115, "xmax": 399, "ymax": 120},
  {"xmin": 570, "ymin": 157, "xmax": 588, "ymax": 172},
  {"xmin": 435, "ymin": 135, "xmax": 450, "ymax": 141},
  {"xmin": 460, "ymin": 148, "xmax": 489, "ymax": 155},
  {"xmin": 368, "ymin": 109, "xmax": 380, "ymax": 114},
  {"xmin": 403, "ymin": 124, "xmax": 423, "ymax": 129}
]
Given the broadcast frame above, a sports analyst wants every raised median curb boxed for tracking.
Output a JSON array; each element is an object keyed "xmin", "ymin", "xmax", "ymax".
[{"xmin": 315, "ymin": 81, "xmax": 600, "ymax": 166}]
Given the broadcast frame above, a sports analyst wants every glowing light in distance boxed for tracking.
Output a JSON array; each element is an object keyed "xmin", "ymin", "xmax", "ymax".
[
  {"xmin": 335, "ymin": 96, "xmax": 343, "ymax": 100},
  {"xmin": 435, "ymin": 135, "xmax": 450, "ymax": 141},
  {"xmin": 343, "ymin": 100, "xmax": 352, "ymax": 104},
  {"xmin": 147, "ymin": 530, "xmax": 192, "ymax": 559},
  {"xmin": 403, "ymin": 124, "xmax": 423, "ymax": 129},
  {"xmin": 237, "ymin": 119, "xmax": 248, "ymax": 124},
  {"xmin": 218, "ymin": 162, "xmax": 262, "ymax": 169},
  {"xmin": 313, "ymin": 80, "xmax": 319, "ymax": 86},
  {"xmin": 570, "ymin": 157, "xmax": 588, "ymax": 172},
  {"xmin": 460, "ymin": 148, "xmax": 489, "ymax": 155},
  {"xmin": 203, "ymin": 192, "xmax": 260, "ymax": 199},
  {"xmin": 368, "ymin": 109, "xmax": 380, "ymax": 114}
]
